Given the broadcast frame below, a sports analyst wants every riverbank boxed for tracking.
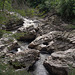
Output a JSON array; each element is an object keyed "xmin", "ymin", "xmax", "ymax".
[{"xmin": 0, "ymin": 8, "xmax": 75, "ymax": 75}]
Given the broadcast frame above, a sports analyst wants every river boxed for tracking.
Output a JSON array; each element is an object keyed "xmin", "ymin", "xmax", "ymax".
[
  {"xmin": 32, "ymin": 53, "xmax": 50, "ymax": 75},
  {"xmin": 10, "ymin": 11, "xmax": 50, "ymax": 75},
  {"xmin": 17, "ymin": 41, "xmax": 50, "ymax": 75}
]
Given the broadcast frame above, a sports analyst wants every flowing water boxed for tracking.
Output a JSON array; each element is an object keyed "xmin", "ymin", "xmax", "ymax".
[
  {"xmin": 32, "ymin": 53, "xmax": 50, "ymax": 75},
  {"xmin": 16, "ymin": 42, "xmax": 50, "ymax": 75},
  {"xmin": 9, "ymin": 11, "xmax": 39, "ymax": 29},
  {"xmin": 9, "ymin": 11, "xmax": 50, "ymax": 75}
]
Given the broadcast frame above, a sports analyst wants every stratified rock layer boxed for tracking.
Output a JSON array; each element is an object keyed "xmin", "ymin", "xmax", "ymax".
[{"xmin": 29, "ymin": 31, "xmax": 75, "ymax": 53}]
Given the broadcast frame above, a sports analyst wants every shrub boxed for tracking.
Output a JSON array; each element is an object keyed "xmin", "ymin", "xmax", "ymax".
[
  {"xmin": 25, "ymin": 0, "xmax": 75, "ymax": 19},
  {"xmin": 0, "ymin": 29, "xmax": 11, "ymax": 38},
  {"xmin": 0, "ymin": 62, "xmax": 31, "ymax": 75},
  {"xmin": 0, "ymin": 30, "xmax": 4, "ymax": 38},
  {"xmin": 68, "ymin": 64, "xmax": 75, "ymax": 75},
  {"xmin": 55, "ymin": 0, "xmax": 75, "ymax": 18},
  {"xmin": 12, "ymin": 32, "xmax": 26, "ymax": 40}
]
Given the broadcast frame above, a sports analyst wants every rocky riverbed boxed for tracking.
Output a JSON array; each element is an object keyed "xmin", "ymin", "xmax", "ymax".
[{"xmin": 0, "ymin": 12, "xmax": 75, "ymax": 75}]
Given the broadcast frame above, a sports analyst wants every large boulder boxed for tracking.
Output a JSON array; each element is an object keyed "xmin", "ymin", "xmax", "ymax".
[
  {"xmin": 8, "ymin": 49, "xmax": 39, "ymax": 69},
  {"xmin": 29, "ymin": 31, "xmax": 62, "ymax": 48},
  {"xmin": 29, "ymin": 31, "xmax": 75, "ymax": 53},
  {"xmin": 36, "ymin": 15, "xmax": 70, "ymax": 36},
  {"xmin": 44, "ymin": 49, "xmax": 75, "ymax": 75},
  {"xmin": 17, "ymin": 25, "xmax": 38, "ymax": 41}
]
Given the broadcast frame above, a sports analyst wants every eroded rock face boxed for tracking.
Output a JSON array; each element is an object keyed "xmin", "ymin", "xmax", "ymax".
[
  {"xmin": 44, "ymin": 49, "xmax": 75, "ymax": 75},
  {"xmin": 0, "ymin": 37, "xmax": 20, "ymax": 57},
  {"xmin": 28, "ymin": 31, "xmax": 75, "ymax": 53},
  {"xmin": 8, "ymin": 49, "xmax": 39, "ymax": 69},
  {"xmin": 17, "ymin": 25, "xmax": 37, "ymax": 41},
  {"xmin": 29, "ymin": 31, "xmax": 62, "ymax": 47},
  {"xmin": 36, "ymin": 15, "xmax": 70, "ymax": 36},
  {"xmin": 0, "ymin": 36, "xmax": 39, "ymax": 70}
]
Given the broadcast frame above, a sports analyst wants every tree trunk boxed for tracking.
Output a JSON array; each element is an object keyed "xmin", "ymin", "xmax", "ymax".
[{"xmin": 2, "ymin": 0, "xmax": 5, "ymax": 11}]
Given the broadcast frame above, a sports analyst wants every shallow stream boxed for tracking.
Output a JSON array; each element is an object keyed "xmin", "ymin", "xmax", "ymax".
[
  {"xmin": 10, "ymin": 11, "xmax": 50, "ymax": 75},
  {"xmin": 18, "ymin": 41, "xmax": 50, "ymax": 75},
  {"xmin": 32, "ymin": 53, "xmax": 50, "ymax": 75}
]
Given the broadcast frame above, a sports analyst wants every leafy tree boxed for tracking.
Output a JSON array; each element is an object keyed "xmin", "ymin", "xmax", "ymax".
[
  {"xmin": 0, "ymin": 0, "xmax": 12, "ymax": 11},
  {"xmin": 55, "ymin": 0, "xmax": 75, "ymax": 18},
  {"xmin": 26, "ymin": 0, "xmax": 75, "ymax": 18}
]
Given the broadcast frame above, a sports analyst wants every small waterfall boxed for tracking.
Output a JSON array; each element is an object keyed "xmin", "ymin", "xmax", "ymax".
[{"xmin": 9, "ymin": 11, "xmax": 39, "ymax": 29}]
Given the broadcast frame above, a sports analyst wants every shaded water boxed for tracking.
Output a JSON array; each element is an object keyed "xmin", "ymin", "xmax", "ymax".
[{"xmin": 32, "ymin": 53, "xmax": 50, "ymax": 75}]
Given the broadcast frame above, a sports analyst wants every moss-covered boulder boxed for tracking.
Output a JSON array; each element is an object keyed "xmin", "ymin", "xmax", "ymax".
[
  {"xmin": 9, "ymin": 49, "xmax": 39, "ymax": 69},
  {"xmin": 5, "ymin": 19, "xmax": 24, "ymax": 31}
]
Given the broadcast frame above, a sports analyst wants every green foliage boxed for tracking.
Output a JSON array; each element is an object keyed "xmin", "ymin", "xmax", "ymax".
[
  {"xmin": 0, "ymin": 0, "xmax": 12, "ymax": 11},
  {"xmin": 0, "ymin": 0, "xmax": 74, "ymax": 24},
  {"xmin": 0, "ymin": 62, "xmax": 31, "ymax": 75},
  {"xmin": 55, "ymin": 0, "xmax": 75, "ymax": 18},
  {"xmin": 0, "ymin": 11, "xmax": 19, "ymax": 25},
  {"xmin": 11, "ymin": 61, "xmax": 26, "ymax": 68},
  {"xmin": 12, "ymin": 32, "xmax": 26, "ymax": 40},
  {"xmin": 26, "ymin": 0, "xmax": 41, "ymax": 7},
  {"xmin": 0, "ymin": 63, "xmax": 14, "ymax": 75},
  {"xmin": 0, "ymin": 11, "xmax": 7, "ymax": 24},
  {"xmin": 0, "ymin": 30, "xmax": 4, "ymax": 38},
  {"xmin": 69, "ymin": 68, "xmax": 75, "ymax": 75},
  {"xmin": 26, "ymin": 0, "xmax": 75, "ymax": 19},
  {"xmin": 68, "ymin": 24, "xmax": 75, "ymax": 29},
  {"xmin": 0, "ymin": 0, "xmax": 39, "ymax": 25},
  {"xmin": 0, "ymin": 29, "xmax": 11, "ymax": 38},
  {"xmin": 0, "ymin": 0, "xmax": 3, "ymax": 10},
  {"xmin": 4, "ymin": 0, "xmax": 12, "ymax": 11},
  {"xmin": 13, "ymin": 8, "xmax": 38, "ymax": 17},
  {"xmin": 68, "ymin": 64, "xmax": 75, "ymax": 75}
]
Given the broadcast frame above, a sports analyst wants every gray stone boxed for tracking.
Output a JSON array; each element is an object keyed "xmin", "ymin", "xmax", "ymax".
[
  {"xmin": 44, "ymin": 49, "xmax": 75, "ymax": 75},
  {"xmin": 8, "ymin": 49, "xmax": 39, "ymax": 69}
]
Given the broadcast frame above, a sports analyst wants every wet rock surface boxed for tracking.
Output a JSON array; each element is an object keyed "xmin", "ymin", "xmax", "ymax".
[
  {"xmin": 8, "ymin": 49, "xmax": 39, "ymax": 69},
  {"xmin": 44, "ymin": 49, "xmax": 75, "ymax": 75},
  {"xmin": 29, "ymin": 31, "xmax": 75, "ymax": 53}
]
